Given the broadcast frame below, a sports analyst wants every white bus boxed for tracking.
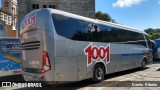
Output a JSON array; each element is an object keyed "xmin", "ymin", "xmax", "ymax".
[{"xmin": 20, "ymin": 8, "xmax": 153, "ymax": 85}]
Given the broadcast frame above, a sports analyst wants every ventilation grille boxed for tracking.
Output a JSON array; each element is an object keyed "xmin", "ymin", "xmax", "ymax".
[{"xmin": 21, "ymin": 41, "xmax": 40, "ymax": 50}]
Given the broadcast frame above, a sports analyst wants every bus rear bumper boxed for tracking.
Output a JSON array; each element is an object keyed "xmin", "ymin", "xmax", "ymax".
[{"xmin": 22, "ymin": 71, "xmax": 54, "ymax": 85}]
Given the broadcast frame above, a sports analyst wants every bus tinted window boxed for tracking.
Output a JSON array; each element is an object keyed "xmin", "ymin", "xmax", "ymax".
[
  {"xmin": 52, "ymin": 14, "xmax": 146, "ymax": 47},
  {"xmin": 52, "ymin": 14, "xmax": 84, "ymax": 41},
  {"xmin": 97, "ymin": 24, "xmax": 145, "ymax": 42}
]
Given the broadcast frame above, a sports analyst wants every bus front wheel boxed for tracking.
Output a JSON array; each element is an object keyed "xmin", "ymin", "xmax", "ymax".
[{"xmin": 92, "ymin": 64, "xmax": 105, "ymax": 82}]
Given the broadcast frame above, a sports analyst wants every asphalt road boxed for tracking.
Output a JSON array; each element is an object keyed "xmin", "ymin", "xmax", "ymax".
[{"xmin": 0, "ymin": 61, "xmax": 160, "ymax": 90}]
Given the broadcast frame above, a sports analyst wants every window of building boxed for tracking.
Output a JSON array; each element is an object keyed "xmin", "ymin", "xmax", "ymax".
[
  {"xmin": 49, "ymin": 5, "xmax": 55, "ymax": 9},
  {"xmin": 32, "ymin": 4, "xmax": 39, "ymax": 9},
  {"xmin": 43, "ymin": 5, "xmax": 47, "ymax": 8},
  {"xmin": 13, "ymin": 8, "xmax": 16, "ymax": 15},
  {"xmin": 0, "ymin": 13, "xmax": 2, "ymax": 19},
  {"xmin": 0, "ymin": 24, "xmax": 4, "ymax": 30},
  {"xmin": 4, "ymin": 2, "xmax": 9, "ymax": 8},
  {"xmin": 8, "ymin": 16, "xmax": 10, "ymax": 21},
  {"xmin": 1, "ymin": 13, "xmax": 4, "ymax": 18},
  {"xmin": 4, "ymin": 14, "xmax": 6, "ymax": 20}
]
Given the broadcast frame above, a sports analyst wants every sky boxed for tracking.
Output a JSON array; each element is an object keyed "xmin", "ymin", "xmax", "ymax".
[
  {"xmin": 96, "ymin": 0, "xmax": 160, "ymax": 31},
  {"xmin": 0, "ymin": 0, "xmax": 159, "ymax": 31},
  {"xmin": 0, "ymin": 0, "xmax": 1, "ymax": 7}
]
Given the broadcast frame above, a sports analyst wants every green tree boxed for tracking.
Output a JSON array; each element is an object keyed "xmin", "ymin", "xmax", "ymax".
[
  {"xmin": 150, "ymin": 33, "xmax": 160, "ymax": 39},
  {"xmin": 144, "ymin": 28, "xmax": 160, "ymax": 39},
  {"xmin": 144, "ymin": 28, "xmax": 155, "ymax": 34},
  {"xmin": 96, "ymin": 11, "xmax": 116, "ymax": 23}
]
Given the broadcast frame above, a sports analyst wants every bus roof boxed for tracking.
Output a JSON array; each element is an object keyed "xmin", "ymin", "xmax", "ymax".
[{"xmin": 29, "ymin": 8, "xmax": 147, "ymax": 35}]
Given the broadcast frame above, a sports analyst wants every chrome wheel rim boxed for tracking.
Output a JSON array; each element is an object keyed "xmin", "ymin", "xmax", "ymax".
[{"xmin": 95, "ymin": 68, "xmax": 103, "ymax": 80}]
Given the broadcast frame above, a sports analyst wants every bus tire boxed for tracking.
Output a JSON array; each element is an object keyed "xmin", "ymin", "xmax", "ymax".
[
  {"xmin": 92, "ymin": 64, "xmax": 105, "ymax": 82},
  {"xmin": 141, "ymin": 59, "xmax": 147, "ymax": 70}
]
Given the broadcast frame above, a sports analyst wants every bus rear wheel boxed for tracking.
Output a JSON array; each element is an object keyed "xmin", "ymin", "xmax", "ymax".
[
  {"xmin": 141, "ymin": 59, "xmax": 147, "ymax": 70},
  {"xmin": 92, "ymin": 64, "xmax": 105, "ymax": 82}
]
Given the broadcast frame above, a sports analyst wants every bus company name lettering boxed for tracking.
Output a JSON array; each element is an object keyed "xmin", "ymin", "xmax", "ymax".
[
  {"xmin": 25, "ymin": 14, "xmax": 37, "ymax": 26},
  {"xmin": 84, "ymin": 43, "xmax": 110, "ymax": 66}
]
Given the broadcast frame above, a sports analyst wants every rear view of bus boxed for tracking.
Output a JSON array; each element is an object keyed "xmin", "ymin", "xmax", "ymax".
[{"xmin": 20, "ymin": 9, "xmax": 53, "ymax": 83}]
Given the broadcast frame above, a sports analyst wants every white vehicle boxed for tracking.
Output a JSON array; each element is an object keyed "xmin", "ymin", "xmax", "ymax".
[{"xmin": 20, "ymin": 8, "xmax": 153, "ymax": 85}]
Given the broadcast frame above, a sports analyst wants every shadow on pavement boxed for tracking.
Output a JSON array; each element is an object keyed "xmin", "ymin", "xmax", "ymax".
[
  {"xmin": 14, "ymin": 67, "xmax": 150, "ymax": 90},
  {"xmin": 2, "ymin": 61, "xmax": 157, "ymax": 90},
  {"xmin": 0, "ymin": 74, "xmax": 24, "ymax": 82},
  {"xmin": 153, "ymin": 60, "xmax": 160, "ymax": 64}
]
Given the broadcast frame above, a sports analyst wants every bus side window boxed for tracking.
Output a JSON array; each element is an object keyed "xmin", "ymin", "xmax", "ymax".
[
  {"xmin": 86, "ymin": 23, "xmax": 100, "ymax": 41},
  {"xmin": 52, "ymin": 14, "xmax": 84, "ymax": 41}
]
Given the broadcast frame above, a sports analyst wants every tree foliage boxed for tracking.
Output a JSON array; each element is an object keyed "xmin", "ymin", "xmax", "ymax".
[
  {"xmin": 144, "ymin": 28, "xmax": 160, "ymax": 39},
  {"xmin": 96, "ymin": 11, "xmax": 116, "ymax": 23}
]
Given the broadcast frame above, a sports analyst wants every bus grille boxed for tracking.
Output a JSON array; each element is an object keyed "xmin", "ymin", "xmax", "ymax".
[{"xmin": 21, "ymin": 41, "xmax": 40, "ymax": 50}]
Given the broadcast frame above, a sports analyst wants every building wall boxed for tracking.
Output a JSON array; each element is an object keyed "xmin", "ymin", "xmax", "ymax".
[
  {"xmin": 0, "ymin": 20, "xmax": 6, "ymax": 37},
  {"xmin": 0, "ymin": 9, "xmax": 18, "ymax": 37},
  {"xmin": 57, "ymin": 0, "xmax": 95, "ymax": 18},
  {"xmin": 6, "ymin": 25, "xmax": 17, "ymax": 37},
  {"xmin": 2, "ymin": 0, "xmax": 17, "ymax": 30},
  {"xmin": 0, "ymin": 10, "xmax": 12, "ymax": 25},
  {"xmin": 2, "ymin": 0, "xmax": 11, "ymax": 13},
  {"xmin": 18, "ymin": 0, "xmax": 95, "ymax": 31},
  {"xmin": 11, "ymin": 0, "xmax": 17, "ymax": 30}
]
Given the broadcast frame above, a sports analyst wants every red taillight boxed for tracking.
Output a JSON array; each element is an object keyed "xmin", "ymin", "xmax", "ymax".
[{"xmin": 41, "ymin": 51, "xmax": 51, "ymax": 73}]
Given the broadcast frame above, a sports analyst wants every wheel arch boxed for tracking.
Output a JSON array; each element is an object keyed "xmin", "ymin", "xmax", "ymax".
[
  {"xmin": 142, "ymin": 56, "xmax": 148, "ymax": 64},
  {"xmin": 93, "ymin": 61, "xmax": 107, "ymax": 75}
]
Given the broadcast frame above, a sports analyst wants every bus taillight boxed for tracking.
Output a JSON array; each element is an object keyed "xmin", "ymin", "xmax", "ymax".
[{"xmin": 41, "ymin": 51, "xmax": 51, "ymax": 73}]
